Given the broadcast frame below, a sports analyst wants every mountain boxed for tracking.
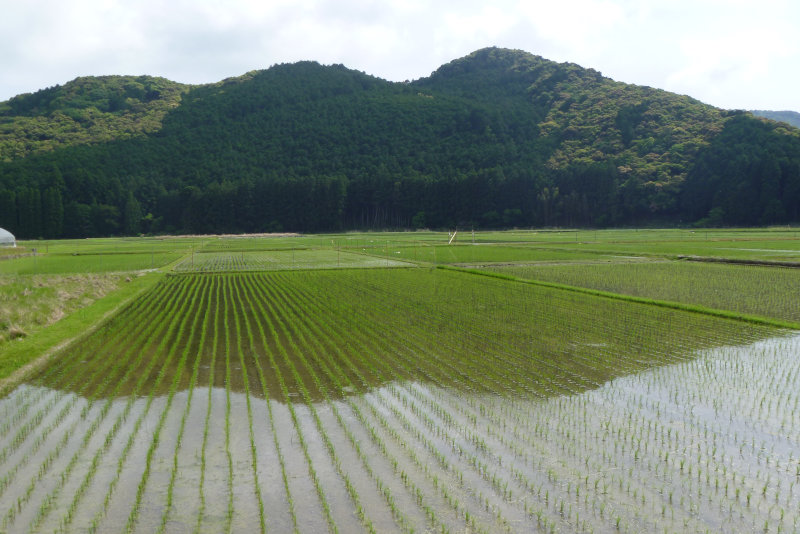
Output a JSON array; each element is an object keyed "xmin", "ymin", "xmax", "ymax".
[
  {"xmin": 1, "ymin": 47, "xmax": 799, "ymax": 238},
  {"xmin": 0, "ymin": 76, "xmax": 188, "ymax": 160},
  {"xmin": 751, "ymin": 110, "xmax": 800, "ymax": 129}
]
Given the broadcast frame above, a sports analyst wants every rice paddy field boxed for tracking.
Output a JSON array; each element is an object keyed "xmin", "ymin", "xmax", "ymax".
[
  {"xmin": 488, "ymin": 261, "xmax": 800, "ymax": 324},
  {"xmin": 173, "ymin": 249, "xmax": 410, "ymax": 272},
  {"xmin": 1, "ymin": 228, "xmax": 799, "ymax": 533}
]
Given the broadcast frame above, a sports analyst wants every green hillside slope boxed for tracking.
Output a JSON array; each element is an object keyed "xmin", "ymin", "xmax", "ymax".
[
  {"xmin": 0, "ymin": 76, "xmax": 188, "ymax": 161},
  {"xmin": 751, "ymin": 110, "xmax": 800, "ymax": 129},
  {"xmin": 1, "ymin": 48, "xmax": 798, "ymax": 237}
]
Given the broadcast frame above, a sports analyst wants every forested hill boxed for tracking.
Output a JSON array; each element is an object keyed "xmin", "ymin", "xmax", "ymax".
[
  {"xmin": 0, "ymin": 76, "xmax": 188, "ymax": 160},
  {"xmin": 1, "ymin": 47, "xmax": 799, "ymax": 238},
  {"xmin": 751, "ymin": 110, "xmax": 800, "ymax": 129}
]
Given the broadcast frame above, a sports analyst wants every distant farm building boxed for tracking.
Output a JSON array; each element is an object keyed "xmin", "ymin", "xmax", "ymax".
[{"xmin": 0, "ymin": 227, "xmax": 15, "ymax": 247}]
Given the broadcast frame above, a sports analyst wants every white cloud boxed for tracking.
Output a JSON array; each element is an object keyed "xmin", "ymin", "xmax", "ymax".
[{"xmin": 0, "ymin": 0, "xmax": 798, "ymax": 110}]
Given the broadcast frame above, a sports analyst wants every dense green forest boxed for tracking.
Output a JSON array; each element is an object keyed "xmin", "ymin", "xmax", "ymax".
[{"xmin": 1, "ymin": 47, "xmax": 799, "ymax": 238}]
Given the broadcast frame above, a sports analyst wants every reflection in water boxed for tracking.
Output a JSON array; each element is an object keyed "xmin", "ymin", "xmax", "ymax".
[{"xmin": 1, "ymin": 335, "xmax": 798, "ymax": 532}]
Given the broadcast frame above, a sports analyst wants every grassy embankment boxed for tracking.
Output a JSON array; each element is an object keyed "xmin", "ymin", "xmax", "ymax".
[{"xmin": 0, "ymin": 240, "xmax": 188, "ymax": 389}]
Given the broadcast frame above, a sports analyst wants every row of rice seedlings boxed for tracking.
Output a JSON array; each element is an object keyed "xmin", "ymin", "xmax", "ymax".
[
  {"xmin": 268, "ymin": 274, "xmax": 520, "ymax": 528},
  {"xmin": 47, "ymin": 278, "xmax": 196, "ymax": 533},
  {"xmin": 0, "ymin": 326, "xmax": 136, "ymax": 528},
  {"xmin": 253, "ymin": 276, "xmax": 422, "ymax": 531},
  {"xmin": 217, "ymin": 276, "xmax": 264, "ymax": 531},
  {"xmin": 270, "ymin": 272, "xmax": 576, "ymax": 532},
  {"xmin": 348, "ymin": 268, "xmax": 770, "ymax": 389},
  {"xmin": 227, "ymin": 278, "xmax": 267, "ymax": 533},
  {"xmin": 155, "ymin": 275, "xmax": 215, "ymax": 533},
  {"xmin": 32, "ymin": 277, "xmax": 197, "ymax": 532},
  {"xmin": 256, "ymin": 274, "xmax": 453, "ymax": 533},
  {"xmin": 123, "ymin": 275, "xmax": 210, "ymax": 532},
  {"xmin": 456, "ymin": 338, "xmax": 800, "ymax": 528},
  {"xmin": 195, "ymin": 275, "xmax": 221, "ymax": 532},
  {"xmin": 280, "ymin": 273, "xmax": 563, "ymax": 530},
  {"xmin": 27, "ymin": 292, "xmax": 179, "ymax": 531},
  {"xmin": 253, "ymin": 274, "xmax": 423, "ymax": 533},
  {"xmin": 0, "ymin": 276, "xmax": 191, "ymax": 532},
  {"xmin": 258, "ymin": 277, "xmax": 439, "ymax": 532},
  {"xmin": 278, "ymin": 270, "xmax": 792, "ymax": 532},
  {"xmin": 310, "ymin": 282, "xmax": 545, "ymax": 525},
  {"xmin": 78, "ymin": 276, "xmax": 201, "ymax": 533},
  {"xmin": 243, "ymin": 277, "xmax": 340, "ymax": 533},
  {"xmin": 232, "ymin": 276, "xmax": 298, "ymax": 532},
  {"xmin": 232, "ymin": 276, "xmax": 325, "ymax": 531},
  {"xmin": 329, "ymin": 269, "xmax": 613, "ymax": 394},
  {"xmin": 242, "ymin": 275, "xmax": 372, "ymax": 533},
  {"xmin": 222, "ymin": 277, "xmax": 235, "ymax": 532}
]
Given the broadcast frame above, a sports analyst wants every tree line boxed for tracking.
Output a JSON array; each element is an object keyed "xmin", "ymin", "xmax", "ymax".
[{"xmin": 1, "ymin": 50, "xmax": 799, "ymax": 238}]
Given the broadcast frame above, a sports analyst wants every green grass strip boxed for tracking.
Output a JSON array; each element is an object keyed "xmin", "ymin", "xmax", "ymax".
[
  {"xmin": 437, "ymin": 265, "xmax": 800, "ymax": 331},
  {"xmin": 0, "ymin": 272, "xmax": 165, "ymax": 385}
]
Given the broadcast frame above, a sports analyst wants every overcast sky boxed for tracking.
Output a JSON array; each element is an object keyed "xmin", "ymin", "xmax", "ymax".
[{"xmin": 1, "ymin": 0, "xmax": 798, "ymax": 111}]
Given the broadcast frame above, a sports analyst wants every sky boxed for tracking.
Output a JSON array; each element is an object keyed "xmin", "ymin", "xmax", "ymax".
[{"xmin": 1, "ymin": 0, "xmax": 798, "ymax": 111}]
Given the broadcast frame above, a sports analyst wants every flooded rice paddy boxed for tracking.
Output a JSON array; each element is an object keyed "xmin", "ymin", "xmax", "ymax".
[{"xmin": 0, "ymin": 269, "xmax": 798, "ymax": 532}]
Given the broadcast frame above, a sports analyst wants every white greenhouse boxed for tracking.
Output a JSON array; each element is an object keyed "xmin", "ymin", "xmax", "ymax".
[{"xmin": 0, "ymin": 227, "xmax": 15, "ymax": 247}]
